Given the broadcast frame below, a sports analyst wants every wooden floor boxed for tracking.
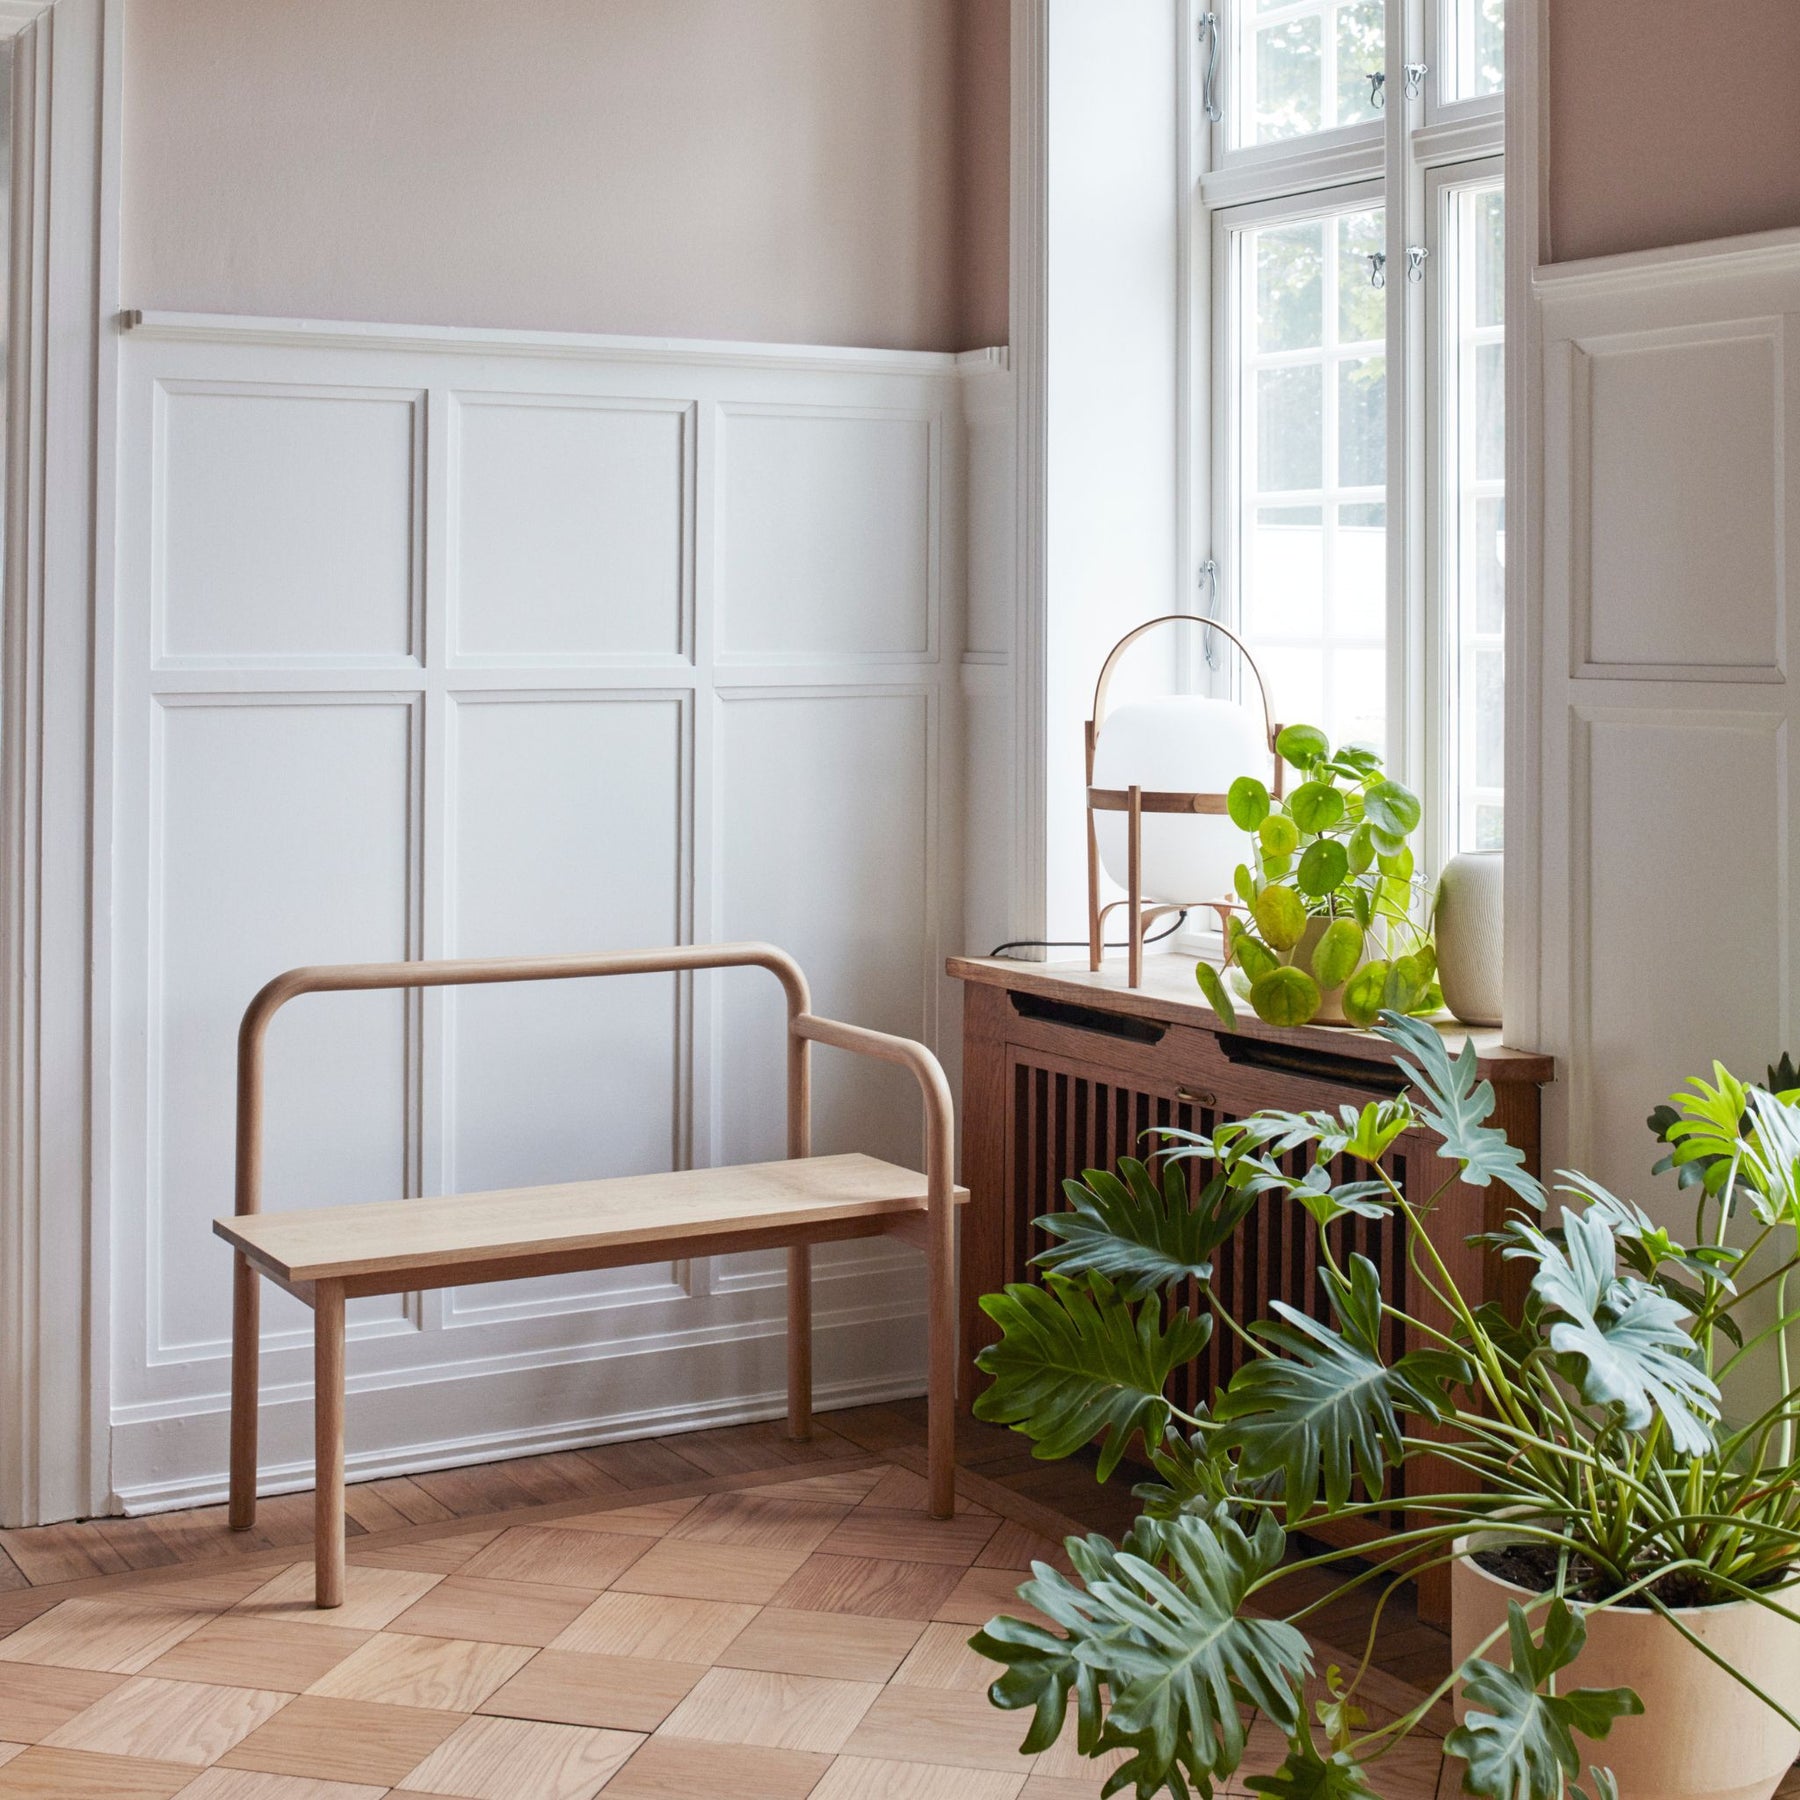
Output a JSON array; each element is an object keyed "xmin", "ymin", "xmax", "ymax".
[{"xmin": 4, "ymin": 1404, "xmax": 1784, "ymax": 1798}]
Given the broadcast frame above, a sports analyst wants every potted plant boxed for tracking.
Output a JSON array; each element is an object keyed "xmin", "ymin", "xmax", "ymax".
[
  {"xmin": 968, "ymin": 1015, "xmax": 1800, "ymax": 1800},
  {"xmin": 1200, "ymin": 726, "xmax": 1438, "ymax": 1031}
]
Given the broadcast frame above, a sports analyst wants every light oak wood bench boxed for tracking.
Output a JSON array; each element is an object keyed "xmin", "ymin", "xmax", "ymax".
[{"xmin": 215, "ymin": 942, "xmax": 965, "ymax": 1608}]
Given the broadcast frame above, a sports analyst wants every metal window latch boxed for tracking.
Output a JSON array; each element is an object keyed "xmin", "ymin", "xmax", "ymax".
[
  {"xmin": 1406, "ymin": 245, "xmax": 1430, "ymax": 283},
  {"xmin": 1369, "ymin": 250, "xmax": 1388, "ymax": 289},
  {"xmin": 1198, "ymin": 560, "xmax": 1220, "ymax": 667},
  {"xmin": 1198, "ymin": 12, "xmax": 1222, "ymax": 123},
  {"xmin": 1403, "ymin": 61, "xmax": 1428, "ymax": 99},
  {"xmin": 1368, "ymin": 69, "xmax": 1386, "ymax": 108}
]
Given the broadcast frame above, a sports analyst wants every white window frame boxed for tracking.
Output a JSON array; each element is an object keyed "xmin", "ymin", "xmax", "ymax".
[{"xmin": 1186, "ymin": 0, "xmax": 1505, "ymax": 922}]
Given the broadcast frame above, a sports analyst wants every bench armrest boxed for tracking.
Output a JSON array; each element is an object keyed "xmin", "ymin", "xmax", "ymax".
[{"xmin": 790, "ymin": 1013, "xmax": 956, "ymax": 1232}]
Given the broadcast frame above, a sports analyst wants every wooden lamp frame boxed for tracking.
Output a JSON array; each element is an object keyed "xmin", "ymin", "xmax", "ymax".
[{"xmin": 1085, "ymin": 614, "xmax": 1283, "ymax": 987}]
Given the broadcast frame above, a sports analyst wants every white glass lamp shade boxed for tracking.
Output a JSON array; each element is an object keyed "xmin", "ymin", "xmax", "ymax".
[{"xmin": 1092, "ymin": 695, "xmax": 1270, "ymax": 903}]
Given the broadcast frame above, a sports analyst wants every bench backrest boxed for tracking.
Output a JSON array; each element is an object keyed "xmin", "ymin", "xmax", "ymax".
[{"xmin": 233, "ymin": 943, "xmax": 814, "ymax": 1218}]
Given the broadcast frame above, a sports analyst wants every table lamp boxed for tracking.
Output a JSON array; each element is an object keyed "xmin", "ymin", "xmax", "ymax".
[{"xmin": 1086, "ymin": 614, "xmax": 1281, "ymax": 987}]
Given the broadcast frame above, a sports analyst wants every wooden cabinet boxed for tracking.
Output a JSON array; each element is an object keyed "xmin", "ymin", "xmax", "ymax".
[{"xmin": 949, "ymin": 954, "xmax": 1553, "ymax": 1623}]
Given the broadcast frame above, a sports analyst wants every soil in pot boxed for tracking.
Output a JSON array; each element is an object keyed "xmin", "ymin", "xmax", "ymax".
[{"xmin": 1472, "ymin": 1541, "xmax": 1770, "ymax": 1610}]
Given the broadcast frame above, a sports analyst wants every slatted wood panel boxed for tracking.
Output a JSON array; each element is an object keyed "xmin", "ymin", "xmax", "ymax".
[{"xmin": 1006, "ymin": 1053, "xmax": 1412, "ymax": 1518}]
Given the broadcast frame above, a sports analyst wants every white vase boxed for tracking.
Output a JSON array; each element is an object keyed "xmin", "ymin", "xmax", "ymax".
[
  {"xmin": 1452, "ymin": 1543, "xmax": 1800, "ymax": 1800},
  {"xmin": 1434, "ymin": 850, "xmax": 1503, "ymax": 1028}
]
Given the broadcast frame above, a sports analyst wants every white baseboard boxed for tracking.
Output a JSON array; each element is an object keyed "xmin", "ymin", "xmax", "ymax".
[{"xmin": 115, "ymin": 1366, "xmax": 928, "ymax": 1516}]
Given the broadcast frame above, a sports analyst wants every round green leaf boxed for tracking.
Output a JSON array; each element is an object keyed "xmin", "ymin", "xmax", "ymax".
[
  {"xmin": 1309, "ymin": 916, "xmax": 1365, "ymax": 990},
  {"xmin": 1288, "ymin": 781, "xmax": 1346, "ymax": 836},
  {"xmin": 1195, "ymin": 960, "xmax": 1238, "ymax": 1027},
  {"xmin": 1363, "ymin": 778, "xmax": 1422, "ymax": 839},
  {"xmin": 1227, "ymin": 776, "xmax": 1271, "ymax": 831},
  {"xmin": 1295, "ymin": 838, "xmax": 1350, "ymax": 899},
  {"xmin": 1258, "ymin": 814, "xmax": 1299, "ymax": 857},
  {"xmin": 1251, "ymin": 883, "xmax": 1307, "ymax": 952},
  {"xmin": 1234, "ymin": 933, "xmax": 1277, "ymax": 983},
  {"xmin": 1383, "ymin": 954, "xmax": 1427, "ymax": 1015},
  {"xmin": 1342, "ymin": 960, "xmax": 1390, "ymax": 1028},
  {"xmin": 1276, "ymin": 723, "xmax": 1330, "ymax": 770},
  {"xmin": 1234, "ymin": 863, "xmax": 1256, "ymax": 908},
  {"xmin": 1346, "ymin": 823, "xmax": 1375, "ymax": 874},
  {"xmin": 1262, "ymin": 852, "xmax": 1293, "ymax": 880},
  {"xmin": 1377, "ymin": 844, "xmax": 1415, "ymax": 882},
  {"xmin": 1249, "ymin": 965, "xmax": 1322, "ymax": 1027}
]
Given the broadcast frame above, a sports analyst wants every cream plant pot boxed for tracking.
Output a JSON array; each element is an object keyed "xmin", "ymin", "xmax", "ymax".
[
  {"xmin": 1451, "ymin": 1543, "xmax": 1800, "ymax": 1800},
  {"xmin": 1226, "ymin": 916, "xmax": 1377, "ymax": 1026}
]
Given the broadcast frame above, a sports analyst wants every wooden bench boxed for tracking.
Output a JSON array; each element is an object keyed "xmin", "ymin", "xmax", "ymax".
[{"xmin": 215, "ymin": 942, "xmax": 964, "ymax": 1608}]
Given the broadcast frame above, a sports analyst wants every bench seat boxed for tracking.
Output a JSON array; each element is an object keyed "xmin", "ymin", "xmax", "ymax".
[{"xmin": 215, "ymin": 1152, "xmax": 968, "ymax": 1295}]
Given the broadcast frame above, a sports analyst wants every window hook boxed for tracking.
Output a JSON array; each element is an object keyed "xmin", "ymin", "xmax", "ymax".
[
  {"xmin": 1406, "ymin": 245, "xmax": 1430, "ymax": 283},
  {"xmin": 1368, "ymin": 251, "xmax": 1388, "ymax": 290},
  {"xmin": 1198, "ymin": 560, "xmax": 1220, "ymax": 668},
  {"xmin": 1368, "ymin": 69, "xmax": 1386, "ymax": 109},
  {"xmin": 1403, "ymin": 61, "xmax": 1428, "ymax": 99},
  {"xmin": 1198, "ymin": 13, "xmax": 1222, "ymax": 123}
]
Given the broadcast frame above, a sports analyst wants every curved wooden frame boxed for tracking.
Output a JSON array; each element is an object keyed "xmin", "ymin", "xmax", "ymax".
[
  {"xmin": 1084, "ymin": 615, "xmax": 1284, "ymax": 986},
  {"xmin": 227, "ymin": 942, "xmax": 958, "ymax": 1606}
]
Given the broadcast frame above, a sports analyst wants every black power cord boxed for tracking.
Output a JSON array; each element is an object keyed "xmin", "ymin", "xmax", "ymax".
[{"xmin": 987, "ymin": 909, "xmax": 1190, "ymax": 959}]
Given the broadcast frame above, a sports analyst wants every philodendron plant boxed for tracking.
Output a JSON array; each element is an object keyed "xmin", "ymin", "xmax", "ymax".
[
  {"xmin": 1197, "ymin": 725, "xmax": 1438, "ymax": 1031},
  {"xmin": 968, "ymin": 1014, "xmax": 1800, "ymax": 1799}
]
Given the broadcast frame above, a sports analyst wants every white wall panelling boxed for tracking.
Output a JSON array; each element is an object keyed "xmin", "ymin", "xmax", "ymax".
[
  {"xmin": 1531, "ymin": 232, "xmax": 1800, "ymax": 1280},
  {"xmin": 110, "ymin": 313, "xmax": 977, "ymax": 1510}
]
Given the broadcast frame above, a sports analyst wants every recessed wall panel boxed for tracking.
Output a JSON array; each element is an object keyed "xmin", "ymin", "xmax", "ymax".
[
  {"xmin": 716, "ymin": 692, "xmax": 929, "ymax": 1174},
  {"xmin": 153, "ymin": 700, "xmax": 414, "ymax": 1352},
  {"xmin": 720, "ymin": 409, "xmax": 932, "ymax": 658},
  {"xmin": 454, "ymin": 398, "xmax": 688, "ymax": 659},
  {"xmin": 446, "ymin": 695, "xmax": 685, "ymax": 1317},
  {"xmin": 159, "ymin": 386, "xmax": 418, "ymax": 660},
  {"xmin": 1583, "ymin": 327, "xmax": 1783, "ymax": 673},
  {"xmin": 1579, "ymin": 710, "xmax": 1786, "ymax": 1191}
]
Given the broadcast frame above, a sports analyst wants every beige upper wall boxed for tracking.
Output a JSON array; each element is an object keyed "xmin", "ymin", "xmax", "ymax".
[
  {"xmin": 123, "ymin": 0, "xmax": 1009, "ymax": 353},
  {"xmin": 1549, "ymin": 0, "xmax": 1800, "ymax": 263}
]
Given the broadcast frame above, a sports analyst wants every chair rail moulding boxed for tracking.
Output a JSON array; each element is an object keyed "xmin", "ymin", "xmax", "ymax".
[
  {"xmin": 104, "ymin": 304, "xmax": 996, "ymax": 1514},
  {"xmin": 0, "ymin": 0, "xmax": 120, "ymax": 1528}
]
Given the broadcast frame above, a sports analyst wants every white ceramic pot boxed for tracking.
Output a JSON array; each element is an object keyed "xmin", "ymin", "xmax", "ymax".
[
  {"xmin": 1452, "ymin": 1542, "xmax": 1800, "ymax": 1800},
  {"xmin": 1434, "ymin": 851, "xmax": 1503, "ymax": 1028}
]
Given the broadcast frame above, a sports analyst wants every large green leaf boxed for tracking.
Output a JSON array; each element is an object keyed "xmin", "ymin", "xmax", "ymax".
[
  {"xmin": 1289, "ymin": 782, "xmax": 1346, "ymax": 836},
  {"xmin": 1251, "ymin": 966, "xmax": 1321, "ymax": 1027},
  {"xmin": 1034, "ymin": 1158, "xmax": 1258, "ymax": 1300},
  {"xmin": 1277, "ymin": 723, "xmax": 1330, "ymax": 769},
  {"xmin": 974, "ymin": 1273, "xmax": 1213, "ymax": 1478},
  {"xmin": 1253, "ymin": 884, "xmax": 1307, "ymax": 952},
  {"xmin": 1507, "ymin": 1207, "xmax": 1719, "ymax": 1455},
  {"xmin": 1196, "ymin": 959, "xmax": 1238, "ymax": 1028},
  {"xmin": 1445, "ymin": 1599, "xmax": 1642, "ymax": 1800},
  {"xmin": 1216, "ymin": 1256, "xmax": 1460, "ymax": 1516},
  {"xmin": 1376, "ymin": 1011, "xmax": 1545, "ymax": 1207},
  {"xmin": 1229, "ymin": 776, "xmax": 1272, "ymax": 831},
  {"xmin": 977, "ymin": 1510, "xmax": 1313, "ymax": 1797}
]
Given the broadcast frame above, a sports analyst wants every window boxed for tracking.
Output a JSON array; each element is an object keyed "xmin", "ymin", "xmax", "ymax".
[{"xmin": 1202, "ymin": 0, "xmax": 1505, "ymax": 861}]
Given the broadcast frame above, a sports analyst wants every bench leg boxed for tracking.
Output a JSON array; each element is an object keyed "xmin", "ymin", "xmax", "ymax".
[
  {"xmin": 228, "ymin": 1254, "xmax": 260, "ymax": 1532},
  {"xmin": 927, "ymin": 1227, "xmax": 955, "ymax": 1519},
  {"xmin": 786, "ymin": 1246, "xmax": 813, "ymax": 1441},
  {"xmin": 314, "ymin": 1281, "xmax": 346, "ymax": 1609}
]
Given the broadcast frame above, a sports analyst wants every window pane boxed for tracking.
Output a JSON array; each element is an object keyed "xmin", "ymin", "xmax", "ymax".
[
  {"xmin": 1445, "ymin": 0, "xmax": 1504, "ymax": 99},
  {"xmin": 1337, "ymin": 213, "xmax": 1384, "ymax": 344},
  {"xmin": 1253, "ymin": 16, "xmax": 1322, "ymax": 141},
  {"xmin": 1257, "ymin": 222, "xmax": 1324, "ymax": 351},
  {"xmin": 1338, "ymin": 356, "xmax": 1385, "ymax": 487},
  {"xmin": 1446, "ymin": 182, "xmax": 1506, "ymax": 852},
  {"xmin": 1259, "ymin": 365, "xmax": 1323, "ymax": 490},
  {"xmin": 1235, "ymin": 204, "xmax": 1387, "ymax": 756},
  {"xmin": 1245, "ymin": 3, "xmax": 1384, "ymax": 146}
]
